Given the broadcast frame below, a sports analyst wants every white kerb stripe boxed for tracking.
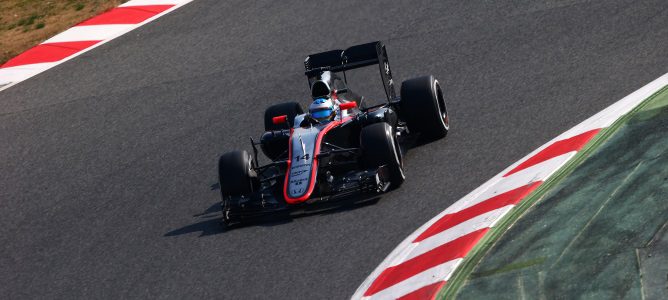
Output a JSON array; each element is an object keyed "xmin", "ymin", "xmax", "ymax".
[
  {"xmin": 0, "ymin": 62, "xmax": 58, "ymax": 85},
  {"xmin": 445, "ymin": 151, "xmax": 575, "ymax": 214},
  {"xmin": 43, "ymin": 25, "xmax": 136, "ymax": 44},
  {"xmin": 363, "ymin": 259, "xmax": 463, "ymax": 300},
  {"xmin": 389, "ymin": 206, "xmax": 514, "ymax": 267}
]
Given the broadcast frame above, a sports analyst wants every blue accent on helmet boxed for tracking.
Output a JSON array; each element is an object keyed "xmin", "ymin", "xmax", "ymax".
[
  {"xmin": 309, "ymin": 97, "xmax": 335, "ymax": 121},
  {"xmin": 311, "ymin": 109, "xmax": 332, "ymax": 119}
]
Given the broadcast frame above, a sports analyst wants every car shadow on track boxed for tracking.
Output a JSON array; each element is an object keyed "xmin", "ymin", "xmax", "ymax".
[{"xmin": 164, "ymin": 184, "xmax": 382, "ymax": 237}]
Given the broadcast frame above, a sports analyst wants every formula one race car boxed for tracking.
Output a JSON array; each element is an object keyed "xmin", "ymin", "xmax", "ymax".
[{"xmin": 218, "ymin": 41, "xmax": 449, "ymax": 225}]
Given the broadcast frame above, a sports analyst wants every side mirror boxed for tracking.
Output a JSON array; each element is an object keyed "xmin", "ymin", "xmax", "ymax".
[
  {"xmin": 272, "ymin": 115, "xmax": 288, "ymax": 124},
  {"xmin": 339, "ymin": 102, "xmax": 357, "ymax": 110}
]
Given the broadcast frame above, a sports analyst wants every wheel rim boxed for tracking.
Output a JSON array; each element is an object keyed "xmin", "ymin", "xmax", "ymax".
[
  {"xmin": 390, "ymin": 126, "xmax": 405, "ymax": 180},
  {"xmin": 222, "ymin": 199, "xmax": 231, "ymax": 223},
  {"xmin": 247, "ymin": 156, "xmax": 255, "ymax": 192},
  {"xmin": 394, "ymin": 133, "xmax": 403, "ymax": 166},
  {"xmin": 434, "ymin": 81, "xmax": 449, "ymax": 130}
]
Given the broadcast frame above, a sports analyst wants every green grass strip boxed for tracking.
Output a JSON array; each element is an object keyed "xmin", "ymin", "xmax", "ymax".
[{"xmin": 437, "ymin": 84, "xmax": 668, "ymax": 299}]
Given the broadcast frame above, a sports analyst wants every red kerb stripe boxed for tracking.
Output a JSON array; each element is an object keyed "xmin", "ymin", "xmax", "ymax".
[
  {"xmin": 504, "ymin": 129, "xmax": 600, "ymax": 176},
  {"xmin": 1, "ymin": 41, "xmax": 101, "ymax": 68},
  {"xmin": 413, "ymin": 182, "xmax": 542, "ymax": 243},
  {"xmin": 364, "ymin": 228, "xmax": 489, "ymax": 296},
  {"xmin": 77, "ymin": 5, "xmax": 174, "ymax": 26},
  {"xmin": 397, "ymin": 280, "xmax": 447, "ymax": 300}
]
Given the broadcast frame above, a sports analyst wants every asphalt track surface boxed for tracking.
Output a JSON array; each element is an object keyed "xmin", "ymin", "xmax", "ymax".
[{"xmin": 1, "ymin": 0, "xmax": 667, "ymax": 298}]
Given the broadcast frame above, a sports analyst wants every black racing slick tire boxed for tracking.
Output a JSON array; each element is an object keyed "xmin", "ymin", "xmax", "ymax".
[
  {"xmin": 361, "ymin": 122, "xmax": 405, "ymax": 188},
  {"xmin": 218, "ymin": 150, "xmax": 256, "ymax": 196},
  {"xmin": 264, "ymin": 102, "xmax": 304, "ymax": 131},
  {"xmin": 400, "ymin": 75, "xmax": 450, "ymax": 141}
]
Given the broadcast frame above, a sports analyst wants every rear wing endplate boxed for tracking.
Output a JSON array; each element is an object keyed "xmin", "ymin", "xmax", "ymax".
[{"xmin": 304, "ymin": 41, "xmax": 396, "ymax": 101}]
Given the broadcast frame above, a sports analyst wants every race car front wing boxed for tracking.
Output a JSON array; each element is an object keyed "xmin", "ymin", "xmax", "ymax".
[{"xmin": 222, "ymin": 165, "xmax": 390, "ymax": 225}]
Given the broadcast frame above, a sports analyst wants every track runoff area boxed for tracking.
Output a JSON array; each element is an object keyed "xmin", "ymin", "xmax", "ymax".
[
  {"xmin": 0, "ymin": 0, "xmax": 194, "ymax": 92},
  {"xmin": 352, "ymin": 74, "xmax": 668, "ymax": 299}
]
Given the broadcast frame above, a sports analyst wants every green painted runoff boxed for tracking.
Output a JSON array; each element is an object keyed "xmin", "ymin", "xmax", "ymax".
[{"xmin": 452, "ymin": 87, "xmax": 668, "ymax": 299}]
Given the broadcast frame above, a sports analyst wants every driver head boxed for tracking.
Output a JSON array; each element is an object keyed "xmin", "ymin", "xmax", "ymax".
[{"xmin": 309, "ymin": 97, "xmax": 335, "ymax": 122}]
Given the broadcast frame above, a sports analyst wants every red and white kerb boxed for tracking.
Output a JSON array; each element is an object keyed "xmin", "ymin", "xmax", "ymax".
[
  {"xmin": 352, "ymin": 74, "xmax": 668, "ymax": 299},
  {"xmin": 0, "ymin": 0, "xmax": 194, "ymax": 90}
]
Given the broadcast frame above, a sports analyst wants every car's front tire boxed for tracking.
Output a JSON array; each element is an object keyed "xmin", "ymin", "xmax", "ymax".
[
  {"xmin": 360, "ymin": 122, "xmax": 405, "ymax": 188},
  {"xmin": 218, "ymin": 150, "xmax": 257, "ymax": 225},
  {"xmin": 218, "ymin": 150, "xmax": 256, "ymax": 196}
]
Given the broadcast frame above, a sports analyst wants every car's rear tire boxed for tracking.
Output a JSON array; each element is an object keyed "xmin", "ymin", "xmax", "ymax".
[
  {"xmin": 218, "ymin": 150, "xmax": 256, "ymax": 196},
  {"xmin": 361, "ymin": 122, "xmax": 405, "ymax": 188},
  {"xmin": 264, "ymin": 102, "xmax": 304, "ymax": 131},
  {"xmin": 400, "ymin": 75, "xmax": 450, "ymax": 141}
]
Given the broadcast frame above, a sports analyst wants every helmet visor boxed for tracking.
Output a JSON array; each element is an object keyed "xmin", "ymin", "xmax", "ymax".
[{"xmin": 311, "ymin": 109, "xmax": 332, "ymax": 120}]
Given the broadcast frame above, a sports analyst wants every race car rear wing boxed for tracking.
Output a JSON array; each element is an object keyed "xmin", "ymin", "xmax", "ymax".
[{"xmin": 304, "ymin": 41, "xmax": 396, "ymax": 102}]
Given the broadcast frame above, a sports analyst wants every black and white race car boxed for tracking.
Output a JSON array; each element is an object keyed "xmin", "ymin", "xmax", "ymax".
[{"xmin": 218, "ymin": 41, "xmax": 449, "ymax": 225}]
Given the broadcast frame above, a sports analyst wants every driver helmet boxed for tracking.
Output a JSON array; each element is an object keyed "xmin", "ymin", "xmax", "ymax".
[{"xmin": 309, "ymin": 98, "xmax": 335, "ymax": 122}]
